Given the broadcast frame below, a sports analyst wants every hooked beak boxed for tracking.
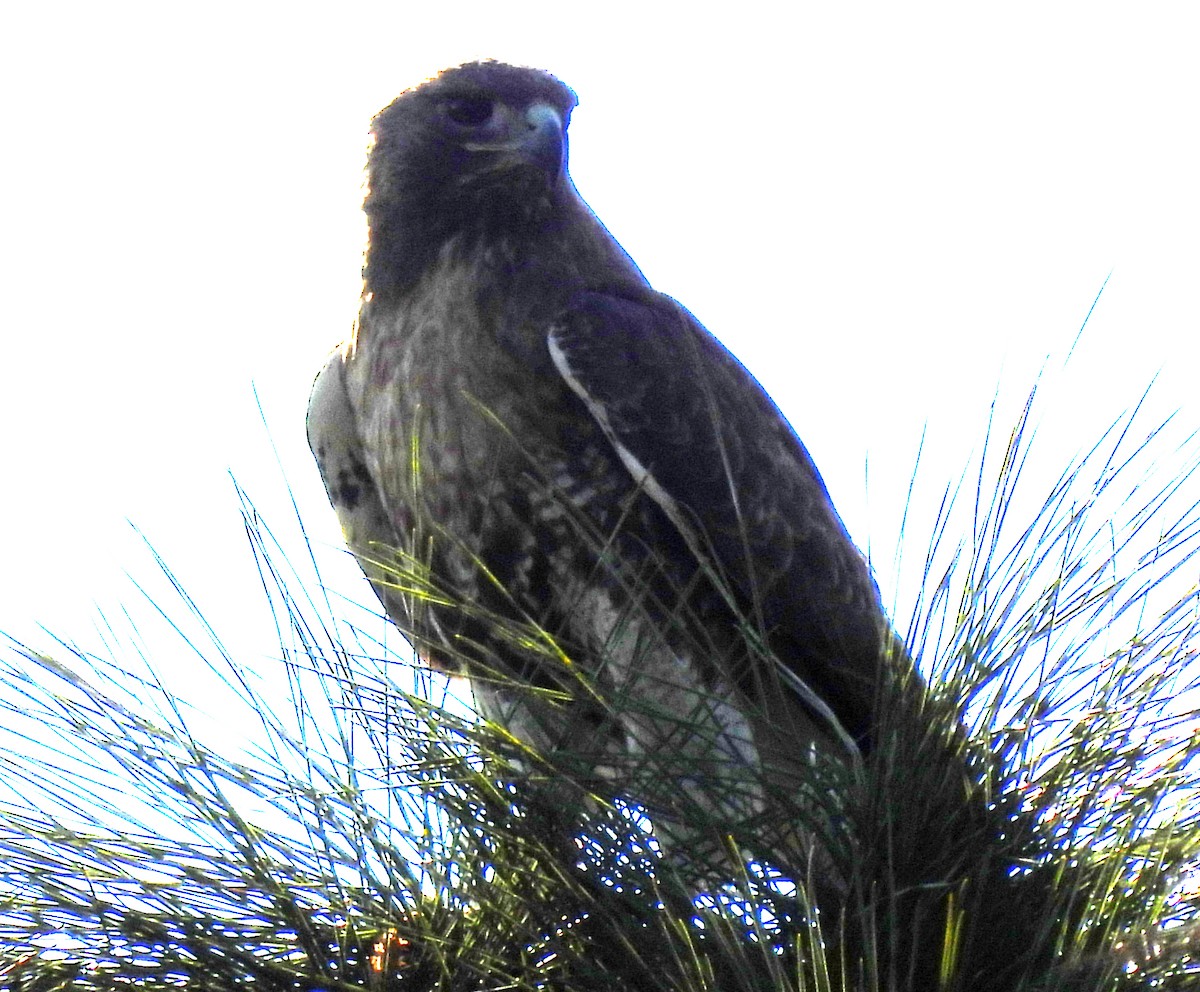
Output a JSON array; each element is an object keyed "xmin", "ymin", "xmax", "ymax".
[{"xmin": 462, "ymin": 102, "xmax": 565, "ymax": 182}]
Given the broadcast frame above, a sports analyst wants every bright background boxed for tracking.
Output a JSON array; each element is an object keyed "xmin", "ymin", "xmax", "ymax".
[{"xmin": 2, "ymin": 4, "xmax": 1197, "ymax": 686}]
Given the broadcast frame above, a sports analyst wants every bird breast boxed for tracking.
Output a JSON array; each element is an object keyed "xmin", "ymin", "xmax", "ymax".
[{"xmin": 344, "ymin": 248, "xmax": 627, "ymax": 606}]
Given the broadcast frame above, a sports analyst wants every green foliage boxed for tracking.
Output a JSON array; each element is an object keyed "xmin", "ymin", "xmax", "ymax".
[{"xmin": 2, "ymin": 378, "xmax": 1199, "ymax": 990}]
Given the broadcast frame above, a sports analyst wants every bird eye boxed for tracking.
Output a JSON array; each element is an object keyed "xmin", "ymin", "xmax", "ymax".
[{"xmin": 445, "ymin": 96, "xmax": 494, "ymax": 126}]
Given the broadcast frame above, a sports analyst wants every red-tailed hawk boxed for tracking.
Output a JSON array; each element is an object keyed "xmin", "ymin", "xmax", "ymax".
[{"xmin": 308, "ymin": 61, "xmax": 906, "ymax": 867}]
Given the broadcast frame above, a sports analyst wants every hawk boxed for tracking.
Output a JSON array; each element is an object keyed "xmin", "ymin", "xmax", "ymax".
[{"xmin": 308, "ymin": 61, "xmax": 907, "ymax": 866}]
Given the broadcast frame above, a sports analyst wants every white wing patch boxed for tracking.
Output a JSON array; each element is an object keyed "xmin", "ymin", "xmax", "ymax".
[{"xmin": 307, "ymin": 351, "xmax": 407, "ymax": 618}]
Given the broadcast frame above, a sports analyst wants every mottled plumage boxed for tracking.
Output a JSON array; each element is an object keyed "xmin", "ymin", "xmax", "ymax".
[{"xmin": 308, "ymin": 61, "xmax": 906, "ymax": 861}]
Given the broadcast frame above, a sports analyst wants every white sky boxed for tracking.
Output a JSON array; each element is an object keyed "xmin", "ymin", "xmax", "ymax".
[{"xmin": 1, "ymin": 4, "xmax": 1197, "ymax": 688}]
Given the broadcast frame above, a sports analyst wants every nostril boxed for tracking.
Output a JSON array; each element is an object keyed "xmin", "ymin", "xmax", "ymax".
[{"xmin": 524, "ymin": 103, "xmax": 563, "ymax": 134}]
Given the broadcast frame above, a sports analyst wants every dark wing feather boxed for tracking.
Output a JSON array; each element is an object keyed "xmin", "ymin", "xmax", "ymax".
[{"xmin": 547, "ymin": 288, "xmax": 889, "ymax": 746}]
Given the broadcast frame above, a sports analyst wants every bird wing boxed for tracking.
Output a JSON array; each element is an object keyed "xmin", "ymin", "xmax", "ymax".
[
  {"xmin": 546, "ymin": 289, "xmax": 886, "ymax": 747},
  {"xmin": 307, "ymin": 350, "xmax": 411, "ymax": 628}
]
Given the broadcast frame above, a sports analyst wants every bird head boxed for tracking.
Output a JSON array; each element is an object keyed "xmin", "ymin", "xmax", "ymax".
[{"xmin": 364, "ymin": 61, "xmax": 579, "ymax": 294}]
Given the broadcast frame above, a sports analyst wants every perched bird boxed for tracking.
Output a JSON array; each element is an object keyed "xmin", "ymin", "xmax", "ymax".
[{"xmin": 308, "ymin": 61, "xmax": 909, "ymax": 867}]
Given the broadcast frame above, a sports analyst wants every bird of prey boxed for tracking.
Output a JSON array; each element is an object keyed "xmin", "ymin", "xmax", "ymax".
[{"xmin": 308, "ymin": 61, "xmax": 907, "ymax": 866}]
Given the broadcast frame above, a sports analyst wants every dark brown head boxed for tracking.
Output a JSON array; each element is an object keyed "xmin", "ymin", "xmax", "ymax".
[{"xmin": 364, "ymin": 61, "xmax": 580, "ymax": 296}]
